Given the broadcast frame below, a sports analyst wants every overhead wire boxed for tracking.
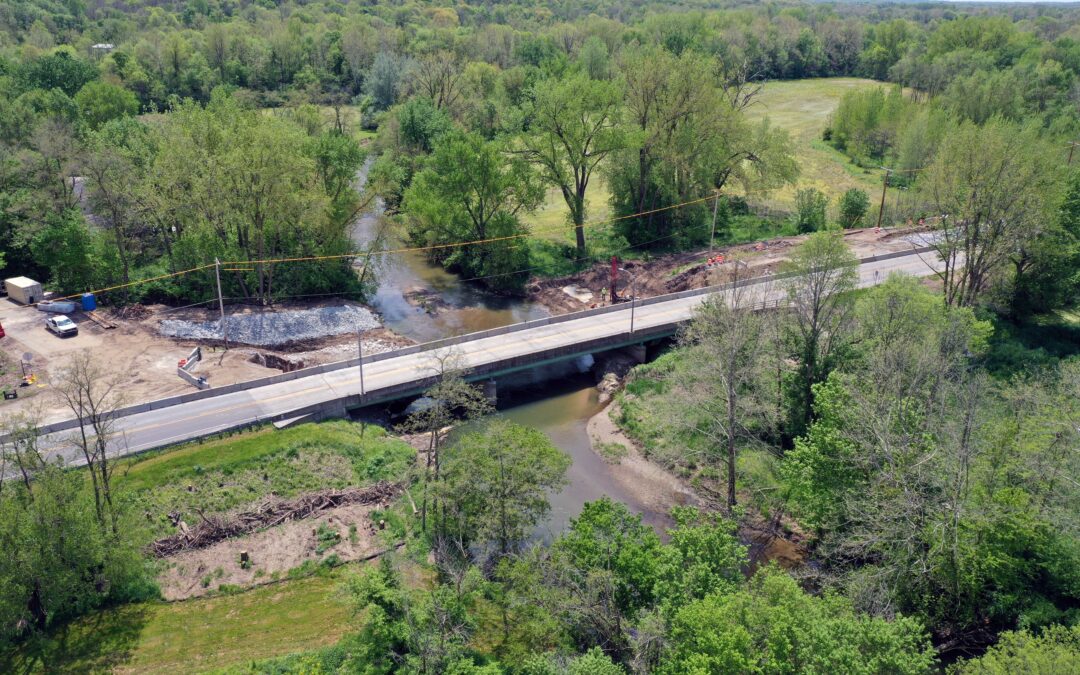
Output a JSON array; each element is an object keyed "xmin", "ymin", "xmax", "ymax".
[{"xmin": 0, "ymin": 191, "xmax": 722, "ymax": 313}]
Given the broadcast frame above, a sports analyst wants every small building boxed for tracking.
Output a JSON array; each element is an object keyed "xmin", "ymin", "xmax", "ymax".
[
  {"xmin": 4, "ymin": 277, "xmax": 43, "ymax": 305},
  {"xmin": 91, "ymin": 43, "xmax": 115, "ymax": 52}
]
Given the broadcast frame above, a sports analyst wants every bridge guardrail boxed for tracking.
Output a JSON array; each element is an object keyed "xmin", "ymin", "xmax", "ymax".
[{"xmin": 8, "ymin": 245, "xmax": 936, "ymax": 441}]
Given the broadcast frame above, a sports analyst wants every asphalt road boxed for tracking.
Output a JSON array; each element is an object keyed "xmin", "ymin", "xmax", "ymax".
[{"xmin": 34, "ymin": 250, "xmax": 945, "ymax": 467}]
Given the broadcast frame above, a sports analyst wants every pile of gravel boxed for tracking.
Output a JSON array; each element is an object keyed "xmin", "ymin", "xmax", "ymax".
[
  {"xmin": 903, "ymin": 231, "xmax": 945, "ymax": 246},
  {"xmin": 160, "ymin": 305, "xmax": 380, "ymax": 347}
]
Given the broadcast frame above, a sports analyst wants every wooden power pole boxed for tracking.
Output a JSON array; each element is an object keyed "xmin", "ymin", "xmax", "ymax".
[
  {"xmin": 875, "ymin": 169, "xmax": 891, "ymax": 231},
  {"xmin": 214, "ymin": 258, "xmax": 229, "ymax": 351}
]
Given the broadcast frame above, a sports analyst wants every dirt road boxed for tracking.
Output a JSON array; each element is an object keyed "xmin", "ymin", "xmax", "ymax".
[{"xmin": 527, "ymin": 226, "xmax": 923, "ymax": 314}]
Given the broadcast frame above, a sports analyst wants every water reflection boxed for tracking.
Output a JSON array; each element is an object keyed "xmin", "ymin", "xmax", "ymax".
[
  {"xmin": 351, "ymin": 159, "xmax": 547, "ymax": 343},
  {"xmin": 497, "ymin": 366, "xmax": 671, "ymax": 540}
]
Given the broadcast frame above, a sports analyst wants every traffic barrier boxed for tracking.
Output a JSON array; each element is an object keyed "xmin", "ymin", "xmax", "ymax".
[{"xmin": 1, "ymin": 245, "xmax": 937, "ymax": 443}]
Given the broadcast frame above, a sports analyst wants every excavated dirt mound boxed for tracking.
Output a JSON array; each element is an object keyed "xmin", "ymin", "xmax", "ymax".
[{"xmin": 528, "ymin": 227, "xmax": 922, "ymax": 316}]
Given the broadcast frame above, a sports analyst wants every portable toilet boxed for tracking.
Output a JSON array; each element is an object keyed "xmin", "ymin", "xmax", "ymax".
[
  {"xmin": 81, "ymin": 293, "xmax": 97, "ymax": 312},
  {"xmin": 3, "ymin": 277, "xmax": 43, "ymax": 305}
]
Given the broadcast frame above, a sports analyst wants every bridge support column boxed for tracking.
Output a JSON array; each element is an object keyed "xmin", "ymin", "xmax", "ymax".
[
  {"xmin": 622, "ymin": 344, "xmax": 647, "ymax": 364},
  {"xmin": 483, "ymin": 379, "xmax": 497, "ymax": 405},
  {"xmin": 314, "ymin": 400, "xmax": 349, "ymax": 421}
]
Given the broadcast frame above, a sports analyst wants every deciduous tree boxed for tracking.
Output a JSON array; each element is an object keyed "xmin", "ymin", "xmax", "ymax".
[
  {"xmin": 519, "ymin": 72, "xmax": 627, "ymax": 257},
  {"xmin": 921, "ymin": 118, "xmax": 1056, "ymax": 307},
  {"xmin": 781, "ymin": 232, "xmax": 858, "ymax": 436}
]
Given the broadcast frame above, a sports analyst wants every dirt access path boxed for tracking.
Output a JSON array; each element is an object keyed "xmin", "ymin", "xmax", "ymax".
[
  {"xmin": 0, "ymin": 298, "xmax": 412, "ymax": 423},
  {"xmin": 527, "ymin": 226, "xmax": 920, "ymax": 315}
]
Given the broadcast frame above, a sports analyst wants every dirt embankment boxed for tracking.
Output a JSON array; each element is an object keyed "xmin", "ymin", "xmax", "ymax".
[
  {"xmin": 159, "ymin": 501, "xmax": 390, "ymax": 601},
  {"xmin": 527, "ymin": 226, "xmax": 923, "ymax": 315},
  {"xmin": 585, "ymin": 400, "xmax": 808, "ymax": 571}
]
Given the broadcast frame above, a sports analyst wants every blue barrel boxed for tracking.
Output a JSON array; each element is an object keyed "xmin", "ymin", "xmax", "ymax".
[{"xmin": 81, "ymin": 293, "xmax": 97, "ymax": 311}]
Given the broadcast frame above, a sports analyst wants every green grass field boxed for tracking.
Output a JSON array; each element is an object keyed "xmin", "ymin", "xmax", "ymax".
[
  {"xmin": 1, "ymin": 422, "xmax": 416, "ymax": 673},
  {"xmin": 3, "ymin": 572, "xmax": 352, "ymax": 674},
  {"xmin": 520, "ymin": 77, "xmax": 895, "ymax": 245},
  {"xmin": 522, "ymin": 175, "xmax": 613, "ymax": 242},
  {"xmin": 744, "ymin": 77, "xmax": 892, "ymax": 212}
]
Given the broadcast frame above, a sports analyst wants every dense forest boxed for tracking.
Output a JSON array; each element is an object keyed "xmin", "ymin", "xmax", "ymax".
[
  {"xmin": 1, "ymin": 0, "xmax": 1080, "ymax": 673},
  {"xmin": 3, "ymin": 0, "xmax": 1080, "ymax": 299}
]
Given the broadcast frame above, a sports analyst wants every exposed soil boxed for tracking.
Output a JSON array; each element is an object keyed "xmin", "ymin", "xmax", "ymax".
[
  {"xmin": 586, "ymin": 400, "xmax": 808, "ymax": 570},
  {"xmin": 0, "ymin": 297, "xmax": 412, "ymax": 423},
  {"xmin": 528, "ymin": 226, "xmax": 926, "ymax": 315},
  {"xmin": 158, "ymin": 501, "xmax": 387, "ymax": 601}
]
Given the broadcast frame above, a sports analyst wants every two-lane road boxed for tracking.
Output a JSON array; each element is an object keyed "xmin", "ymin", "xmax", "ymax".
[{"xmin": 32, "ymin": 248, "xmax": 946, "ymax": 467}]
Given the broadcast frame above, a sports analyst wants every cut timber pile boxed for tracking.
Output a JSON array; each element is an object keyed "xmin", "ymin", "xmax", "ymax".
[
  {"xmin": 86, "ymin": 311, "xmax": 116, "ymax": 329},
  {"xmin": 150, "ymin": 481, "xmax": 401, "ymax": 557}
]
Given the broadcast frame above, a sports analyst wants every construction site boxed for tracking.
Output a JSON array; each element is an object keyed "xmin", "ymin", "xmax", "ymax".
[{"xmin": 0, "ymin": 224, "xmax": 929, "ymax": 425}]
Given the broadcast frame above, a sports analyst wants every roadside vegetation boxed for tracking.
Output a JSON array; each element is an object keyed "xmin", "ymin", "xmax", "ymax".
[{"xmin": 2, "ymin": 0, "xmax": 1080, "ymax": 672}]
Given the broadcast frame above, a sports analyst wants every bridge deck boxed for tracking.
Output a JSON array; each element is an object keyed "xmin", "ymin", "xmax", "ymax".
[{"xmin": 32, "ymin": 249, "xmax": 944, "ymax": 466}]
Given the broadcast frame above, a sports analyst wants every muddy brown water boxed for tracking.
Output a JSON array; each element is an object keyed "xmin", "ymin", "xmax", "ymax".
[
  {"xmin": 351, "ymin": 161, "xmax": 667, "ymax": 535},
  {"xmin": 351, "ymin": 159, "xmax": 547, "ymax": 343},
  {"xmin": 496, "ymin": 366, "xmax": 671, "ymax": 538}
]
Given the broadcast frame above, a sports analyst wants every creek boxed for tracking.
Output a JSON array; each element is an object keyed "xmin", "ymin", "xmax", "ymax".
[
  {"xmin": 350, "ymin": 160, "xmax": 669, "ymax": 531},
  {"xmin": 350, "ymin": 158, "xmax": 546, "ymax": 343}
]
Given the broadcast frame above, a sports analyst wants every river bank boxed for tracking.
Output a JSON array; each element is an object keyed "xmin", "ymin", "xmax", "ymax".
[
  {"xmin": 583, "ymin": 395, "xmax": 808, "ymax": 570},
  {"xmin": 526, "ymin": 225, "xmax": 924, "ymax": 315}
]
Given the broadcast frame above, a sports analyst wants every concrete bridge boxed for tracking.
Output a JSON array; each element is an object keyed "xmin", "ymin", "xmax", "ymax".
[{"xmin": 19, "ymin": 246, "xmax": 942, "ymax": 467}]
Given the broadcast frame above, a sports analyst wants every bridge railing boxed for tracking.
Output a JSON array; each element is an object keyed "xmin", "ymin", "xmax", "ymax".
[{"xmin": 12, "ymin": 245, "xmax": 936, "ymax": 441}]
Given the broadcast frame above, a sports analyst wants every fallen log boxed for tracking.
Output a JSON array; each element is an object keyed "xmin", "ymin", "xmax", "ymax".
[{"xmin": 150, "ymin": 481, "xmax": 402, "ymax": 558}]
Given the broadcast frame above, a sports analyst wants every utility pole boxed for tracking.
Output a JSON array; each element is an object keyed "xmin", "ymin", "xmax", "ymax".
[
  {"xmin": 610, "ymin": 256, "xmax": 619, "ymax": 303},
  {"xmin": 357, "ymin": 329, "xmax": 365, "ymax": 396},
  {"xmin": 214, "ymin": 258, "xmax": 228, "ymax": 351},
  {"xmin": 709, "ymin": 190, "xmax": 720, "ymax": 252},
  {"xmin": 875, "ymin": 168, "xmax": 891, "ymax": 232}
]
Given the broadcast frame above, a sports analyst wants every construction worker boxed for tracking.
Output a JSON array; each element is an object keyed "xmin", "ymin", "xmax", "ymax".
[{"xmin": 599, "ymin": 287, "xmax": 608, "ymax": 306}]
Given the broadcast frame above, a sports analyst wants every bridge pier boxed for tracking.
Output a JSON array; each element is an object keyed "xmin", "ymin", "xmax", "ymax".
[
  {"xmin": 314, "ymin": 400, "xmax": 349, "ymax": 421},
  {"xmin": 483, "ymin": 379, "xmax": 497, "ymax": 405},
  {"xmin": 621, "ymin": 344, "xmax": 647, "ymax": 364}
]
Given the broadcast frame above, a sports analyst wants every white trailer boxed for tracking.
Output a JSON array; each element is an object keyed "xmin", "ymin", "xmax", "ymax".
[{"xmin": 3, "ymin": 277, "xmax": 43, "ymax": 305}]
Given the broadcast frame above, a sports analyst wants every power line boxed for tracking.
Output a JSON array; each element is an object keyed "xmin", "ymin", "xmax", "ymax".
[{"xmin": 1, "ymin": 192, "xmax": 720, "ymax": 312}]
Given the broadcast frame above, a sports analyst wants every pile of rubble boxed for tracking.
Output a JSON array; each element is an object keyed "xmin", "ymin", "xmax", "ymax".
[{"xmin": 160, "ymin": 305, "xmax": 380, "ymax": 347}]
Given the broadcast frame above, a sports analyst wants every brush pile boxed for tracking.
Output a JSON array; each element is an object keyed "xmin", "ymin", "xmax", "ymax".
[{"xmin": 151, "ymin": 481, "xmax": 401, "ymax": 557}]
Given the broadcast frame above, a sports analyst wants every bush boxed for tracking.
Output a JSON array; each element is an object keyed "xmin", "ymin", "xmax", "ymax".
[
  {"xmin": 794, "ymin": 188, "xmax": 829, "ymax": 233},
  {"xmin": 838, "ymin": 188, "xmax": 870, "ymax": 228}
]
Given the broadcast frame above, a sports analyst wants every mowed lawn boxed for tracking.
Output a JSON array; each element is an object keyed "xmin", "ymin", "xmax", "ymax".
[
  {"xmin": 3, "ymin": 572, "xmax": 352, "ymax": 674},
  {"xmin": 744, "ymin": 77, "xmax": 892, "ymax": 211}
]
